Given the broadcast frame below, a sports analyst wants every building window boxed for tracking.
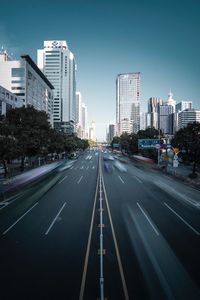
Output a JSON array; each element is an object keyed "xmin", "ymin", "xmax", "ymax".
[
  {"xmin": 11, "ymin": 87, "xmax": 25, "ymax": 90},
  {"xmin": 11, "ymin": 80, "xmax": 25, "ymax": 84},
  {"xmin": 15, "ymin": 93, "xmax": 25, "ymax": 96},
  {"xmin": 11, "ymin": 68, "xmax": 25, "ymax": 77}
]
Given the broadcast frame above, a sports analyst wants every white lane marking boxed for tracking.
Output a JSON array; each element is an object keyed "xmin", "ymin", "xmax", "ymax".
[
  {"xmin": 102, "ymin": 172, "xmax": 130, "ymax": 299},
  {"xmin": 70, "ymin": 166, "xmax": 74, "ymax": 169},
  {"xmin": 77, "ymin": 176, "xmax": 83, "ymax": 184},
  {"xmin": 86, "ymin": 166, "xmax": 89, "ymax": 170},
  {"xmin": 135, "ymin": 176, "xmax": 143, "ymax": 184},
  {"xmin": 80, "ymin": 166, "xmax": 84, "ymax": 169},
  {"xmin": 79, "ymin": 162, "xmax": 100, "ymax": 300},
  {"xmin": 92, "ymin": 166, "xmax": 95, "ymax": 169},
  {"xmin": 45, "ymin": 202, "xmax": 66, "ymax": 235},
  {"xmin": 58, "ymin": 175, "xmax": 68, "ymax": 184},
  {"xmin": 3, "ymin": 202, "xmax": 39, "ymax": 235},
  {"xmin": 118, "ymin": 175, "xmax": 125, "ymax": 184},
  {"xmin": 164, "ymin": 202, "xmax": 200, "ymax": 236},
  {"xmin": 137, "ymin": 202, "xmax": 159, "ymax": 236}
]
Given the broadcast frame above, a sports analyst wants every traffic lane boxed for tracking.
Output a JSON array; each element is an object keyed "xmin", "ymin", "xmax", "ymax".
[
  {"xmin": 102, "ymin": 164, "xmax": 153, "ymax": 298},
  {"xmin": 110, "ymin": 157, "xmax": 200, "ymax": 226},
  {"xmin": 0, "ymin": 163, "xmax": 99, "ymax": 299},
  {"xmin": 0, "ymin": 171, "xmax": 63, "ymax": 234},
  {"xmin": 0, "ymin": 154, "xmax": 98, "ymax": 233},
  {"xmin": 123, "ymin": 202, "xmax": 200, "ymax": 300},
  {"xmin": 102, "ymin": 164, "xmax": 200, "ymax": 298},
  {"xmin": 137, "ymin": 181, "xmax": 200, "ymax": 290}
]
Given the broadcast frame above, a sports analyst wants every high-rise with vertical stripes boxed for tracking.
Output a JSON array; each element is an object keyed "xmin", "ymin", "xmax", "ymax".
[
  {"xmin": 116, "ymin": 72, "xmax": 140, "ymax": 135},
  {"xmin": 37, "ymin": 41, "xmax": 76, "ymax": 134}
]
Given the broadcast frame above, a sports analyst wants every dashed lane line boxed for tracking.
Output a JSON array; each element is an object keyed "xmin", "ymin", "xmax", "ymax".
[
  {"xmin": 2, "ymin": 202, "xmax": 39, "ymax": 235},
  {"xmin": 164, "ymin": 202, "xmax": 200, "ymax": 236},
  {"xmin": 45, "ymin": 202, "xmax": 66, "ymax": 235},
  {"xmin": 137, "ymin": 202, "xmax": 160, "ymax": 236}
]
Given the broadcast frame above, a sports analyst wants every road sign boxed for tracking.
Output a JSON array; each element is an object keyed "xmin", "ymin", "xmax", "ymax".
[
  {"xmin": 155, "ymin": 144, "xmax": 161, "ymax": 149},
  {"xmin": 138, "ymin": 139, "xmax": 160, "ymax": 149}
]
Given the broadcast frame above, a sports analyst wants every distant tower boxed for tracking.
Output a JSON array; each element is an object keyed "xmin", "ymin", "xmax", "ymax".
[
  {"xmin": 89, "ymin": 120, "xmax": 96, "ymax": 141},
  {"xmin": 167, "ymin": 89, "xmax": 176, "ymax": 111}
]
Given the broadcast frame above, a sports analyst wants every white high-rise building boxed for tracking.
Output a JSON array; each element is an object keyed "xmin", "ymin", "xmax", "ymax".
[
  {"xmin": 37, "ymin": 41, "xmax": 76, "ymax": 133},
  {"xmin": 148, "ymin": 97, "xmax": 158, "ymax": 129},
  {"xmin": 116, "ymin": 72, "xmax": 140, "ymax": 135},
  {"xmin": 89, "ymin": 120, "xmax": 96, "ymax": 142},
  {"xmin": 178, "ymin": 109, "xmax": 200, "ymax": 129},
  {"xmin": 176, "ymin": 101, "xmax": 192, "ymax": 112},
  {"xmin": 75, "ymin": 92, "xmax": 82, "ymax": 138},
  {"xmin": 81, "ymin": 102, "xmax": 88, "ymax": 139},
  {"xmin": 0, "ymin": 51, "xmax": 54, "ymax": 124}
]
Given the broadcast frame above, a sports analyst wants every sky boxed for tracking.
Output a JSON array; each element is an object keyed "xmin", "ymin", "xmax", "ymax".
[{"xmin": 0, "ymin": 0, "xmax": 200, "ymax": 141}]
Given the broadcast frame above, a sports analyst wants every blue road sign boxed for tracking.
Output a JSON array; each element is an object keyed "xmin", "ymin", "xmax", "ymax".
[{"xmin": 138, "ymin": 139, "xmax": 160, "ymax": 149}]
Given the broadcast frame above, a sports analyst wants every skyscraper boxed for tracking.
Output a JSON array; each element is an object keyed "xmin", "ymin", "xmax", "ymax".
[
  {"xmin": 81, "ymin": 102, "xmax": 88, "ymax": 139},
  {"xmin": 116, "ymin": 72, "xmax": 140, "ymax": 135},
  {"xmin": 178, "ymin": 109, "xmax": 200, "ymax": 129},
  {"xmin": 158, "ymin": 91, "xmax": 176, "ymax": 135},
  {"xmin": 176, "ymin": 101, "xmax": 192, "ymax": 112},
  {"xmin": 89, "ymin": 120, "xmax": 96, "ymax": 142},
  {"xmin": 107, "ymin": 124, "xmax": 115, "ymax": 143},
  {"xmin": 148, "ymin": 97, "xmax": 158, "ymax": 129},
  {"xmin": 75, "ymin": 92, "xmax": 82, "ymax": 138},
  {"xmin": 37, "ymin": 41, "xmax": 76, "ymax": 133}
]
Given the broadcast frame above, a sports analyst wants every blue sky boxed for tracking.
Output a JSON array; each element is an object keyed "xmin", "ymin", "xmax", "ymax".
[{"xmin": 0, "ymin": 0, "xmax": 200, "ymax": 140}]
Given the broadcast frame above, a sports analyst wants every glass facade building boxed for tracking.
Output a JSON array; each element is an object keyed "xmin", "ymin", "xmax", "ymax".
[{"xmin": 116, "ymin": 73, "xmax": 140, "ymax": 135}]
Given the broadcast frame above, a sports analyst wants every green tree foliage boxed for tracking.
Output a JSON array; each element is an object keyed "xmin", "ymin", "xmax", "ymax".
[
  {"xmin": 111, "ymin": 127, "xmax": 161, "ymax": 157},
  {"xmin": 0, "ymin": 106, "xmax": 89, "ymax": 172},
  {"xmin": 172, "ymin": 122, "xmax": 200, "ymax": 176}
]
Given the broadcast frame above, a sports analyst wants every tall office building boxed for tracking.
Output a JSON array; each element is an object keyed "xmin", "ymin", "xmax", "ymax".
[
  {"xmin": 148, "ymin": 97, "xmax": 158, "ymax": 129},
  {"xmin": 178, "ymin": 109, "xmax": 200, "ymax": 129},
  {"xmin": 89, "ymin": 120, "xmax": 96, "ymax": 141},
  {"xmin": 116, "ymin": 72, "xmax": 140, "ymax": 135},
  {"xmin": 158, "ymin": 91, "xmax": 176, "ymax": 135},
  {"xmin": 0, "ymin": 51, "xmax": 54, "ymax": 124},
  {"xmin": 159, "ymin": 104, "xmax": 174, "ymax": 135},
  {"xmin": 107, "ymin": 124, "xmax": 115, "ymax": 143},
  {"xmin": 176, "ymin": 101, "xmax": 192, "ymax": 112},
  {"xmin": 75, "ymin": 92, "xmax": 82, "ymax": 138},
  {"xmin": 37, "ymin": 41, "xmax": 76, "ymax": 133},
  {"xmin": 81, "ymin": 102, "xmax": 88, "ymax": 139}
]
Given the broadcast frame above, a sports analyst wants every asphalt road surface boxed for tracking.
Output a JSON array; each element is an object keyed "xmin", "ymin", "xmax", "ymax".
[{"xmin": 0, "ymin": 149, "xmax": 200, "ymax": 299}]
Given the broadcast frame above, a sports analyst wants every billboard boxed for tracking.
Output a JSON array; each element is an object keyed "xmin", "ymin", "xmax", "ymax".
[{"xmin": 138, "ymin": 139, "xmax": 160, "ymax": 149}]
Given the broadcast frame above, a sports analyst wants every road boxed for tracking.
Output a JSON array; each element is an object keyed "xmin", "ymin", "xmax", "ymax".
[{"xmin": 0, "ymin": 149, "xmax": 200, "ymax": 299}]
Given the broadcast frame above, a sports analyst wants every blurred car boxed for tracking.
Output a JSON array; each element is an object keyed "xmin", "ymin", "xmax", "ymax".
[{"xmin": 114, "ymin": 161, "xmax": 127, "ymax": 172}]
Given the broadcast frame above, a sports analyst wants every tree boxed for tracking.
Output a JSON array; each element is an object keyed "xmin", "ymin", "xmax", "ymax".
[
  {"xmin": 172, "ymin": 122, "xmax": 200, "ymax": 177},
  {"xmin": 0, "ymin": 115, "xmax": 19, "ymax": 176},
  {"xmin": 2, "ymin": 106, "xmax": 51, "ymax": 171}
]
